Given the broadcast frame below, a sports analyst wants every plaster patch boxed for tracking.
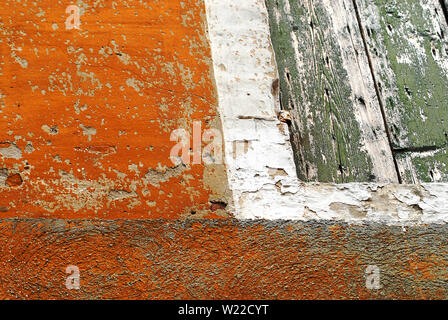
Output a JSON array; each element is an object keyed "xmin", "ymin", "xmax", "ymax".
[{"xmin": 0, "ymin": 143, "xmax": 22, "ymax": 160}]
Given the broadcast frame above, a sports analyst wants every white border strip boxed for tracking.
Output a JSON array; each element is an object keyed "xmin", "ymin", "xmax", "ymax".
[{"xmin": 204, "ymin": 0, "xmax": 448, "ymax": 225}]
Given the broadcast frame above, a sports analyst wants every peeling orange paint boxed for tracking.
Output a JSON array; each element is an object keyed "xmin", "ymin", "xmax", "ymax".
[
  {"xmin": 0, "ymin": 220, "xmax": 446, "ymax": 300},
  {"xmin": 0, "ymin": 0, "xmax": 229, "ymax": 219}
]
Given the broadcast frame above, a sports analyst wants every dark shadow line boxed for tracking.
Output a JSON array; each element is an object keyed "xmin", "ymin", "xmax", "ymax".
[{"xmin": 439, "ymin": 0, "xmax": 448, "ymax": 26}]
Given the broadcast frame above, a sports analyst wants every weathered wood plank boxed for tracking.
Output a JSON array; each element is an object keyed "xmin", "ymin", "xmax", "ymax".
[
  {"xmin": 356, "ymin": 0, "xmax": 448, "ymax": 182},
  {"xmin": 396, "ymin": 148, "xmax": 448, "ymax": 182},
  {"xmin": 265, "ymin": 0, "xmax": 399, "ymax": 183}
]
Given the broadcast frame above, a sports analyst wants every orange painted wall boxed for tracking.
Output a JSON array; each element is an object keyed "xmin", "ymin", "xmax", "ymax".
[
  {"xmin": 0, "ymin": 0, "xmax": 229, "ymax": 219},
  {"xmin": 0, "ymin": 220, "xmax": 447, "ymax": 300}
]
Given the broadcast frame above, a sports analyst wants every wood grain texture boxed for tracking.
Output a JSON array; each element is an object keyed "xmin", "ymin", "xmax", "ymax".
[
  {"xmin": 265, "ymin": 0, "xmax": 399, "ymax": 183},
  {"xmin": 0, "ymin": 219, "xmax": 447, "ymax": 299},
  {"xmin": 355, "ymin": 0, "xmax": 448, "ymax": 183}
]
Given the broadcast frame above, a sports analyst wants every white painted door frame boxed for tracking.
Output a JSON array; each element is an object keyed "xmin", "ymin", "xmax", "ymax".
[{"xmin": 204, "ymin": 0, "xmax": 448, "ymax": 225}]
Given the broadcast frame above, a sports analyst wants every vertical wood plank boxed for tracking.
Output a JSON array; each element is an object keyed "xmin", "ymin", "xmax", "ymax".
[
  {"xmin": 265, "ymin": 0, "xmax": 399, "ymax": 183},
  {"xmin": 356, "ymin": 0, "xmax": 448, "ymax": 182}
]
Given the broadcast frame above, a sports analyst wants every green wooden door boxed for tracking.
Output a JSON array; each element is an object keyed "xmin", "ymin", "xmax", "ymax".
[{"xmin": 266, "ymin": 0, "xmax": 448, "ymax": 183}]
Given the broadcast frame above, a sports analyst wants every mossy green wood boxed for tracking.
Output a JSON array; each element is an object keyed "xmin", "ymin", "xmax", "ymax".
[
  {"xmin": 357, "ymin": 0, "xmax": 448, "ymax": 182},
  {"xmin": 265, "ymin": 0, "xmax": 398, "ymax": 183}
]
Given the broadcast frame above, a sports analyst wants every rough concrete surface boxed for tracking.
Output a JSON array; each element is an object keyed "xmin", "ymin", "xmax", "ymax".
[{"xmin": 0, "ymin": 219, "xmax": 447, "ymax": 299}]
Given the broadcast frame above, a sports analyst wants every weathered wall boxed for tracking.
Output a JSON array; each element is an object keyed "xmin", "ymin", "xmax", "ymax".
[
  {"xmin": 0, "ymin": 0, "xmax": 230, "ymax": 219},
  {"xmin": 0, "ymin": 219, "xmax": 447, "ymax": 300},
  {"xmin": 1, "ymin": 0, "xmax": 448, "ymax": 300}
]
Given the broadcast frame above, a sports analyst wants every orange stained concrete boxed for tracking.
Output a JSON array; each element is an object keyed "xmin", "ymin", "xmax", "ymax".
[
  {"xmin": 1, "ymin": 219, "xmax": 447, "ymax": 300},
  {"xmin": 0, "ymin": 0, "xmax": 229, "ymax": 219}
]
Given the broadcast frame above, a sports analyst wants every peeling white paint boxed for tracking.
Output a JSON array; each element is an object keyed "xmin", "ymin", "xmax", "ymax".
[
  {"xmin": 205, "ymin": 0, "xmax": 297, "ymax": 217},
  {"xmin": 204, "ymin": 0, "xmax": 448, "ymax": 225}
]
